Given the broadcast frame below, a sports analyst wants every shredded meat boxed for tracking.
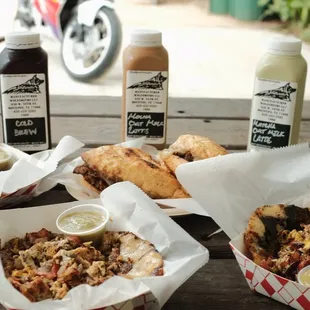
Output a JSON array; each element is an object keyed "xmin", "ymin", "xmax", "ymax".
[
  {"xmin": 73, "ymin": 164, "xmax": 108, "ymax": 192},
  {"xmin": 85, "ymin": 261, "xmax": 108, "ymax": 285},
  {"xmin": 50, "ymin": 281, "xmax": 69, "ymax": 300},
  {"xmin": 0, "ymin": 229, "xmax": 163, "ymax": 302},
  {"xmin": 10, "ymin": 277, "xmax": 52, "ymax": 302},
  {"xmin": 100, "ymin": 231, "xmax": 120, "ymax": 254},
  {"xmin": 174, "ymin": 152, "xmax": 193, "ymax": 162},
  {"xmin": 259, "ymin": 224, "xmax": 310, "ymax": 280}
]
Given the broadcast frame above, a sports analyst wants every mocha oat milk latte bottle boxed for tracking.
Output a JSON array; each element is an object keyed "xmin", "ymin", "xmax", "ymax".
[
  {"xmin": 248, "ymin": 37, "xmax": 307, "ymax": 151},
  {"xmin": 122, "ymin": 30, "xmax": 169, "ymax": 150}
]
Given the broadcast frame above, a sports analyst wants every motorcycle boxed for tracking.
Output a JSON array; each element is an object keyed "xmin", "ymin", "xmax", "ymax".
[{"xmin": 15, "ymin": 0, "xmax": 122, "ymax": 82}]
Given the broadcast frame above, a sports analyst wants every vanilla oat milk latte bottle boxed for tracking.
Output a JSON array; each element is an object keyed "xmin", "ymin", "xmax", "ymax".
[
  {"xmin": 122, "ymin": 30, "xmax": 169, "ymax": 150},
  {"xmin": 247, "ymin": 37, "xmax": 307, "ymax": 151}
]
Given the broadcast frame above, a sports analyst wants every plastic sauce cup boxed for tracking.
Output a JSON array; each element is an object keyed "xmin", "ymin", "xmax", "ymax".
[
  {"xmin": 297, "ymin": 265, "xmax": 310, "ymax": 287},
  {"xmin": 56, "ymin": 204, "xmax": 109, "ymax": 244}
]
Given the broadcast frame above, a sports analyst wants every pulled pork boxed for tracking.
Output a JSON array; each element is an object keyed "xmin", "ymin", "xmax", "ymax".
[
  {"xmin": 174, "ymin": 152, "xmax": 194, "ymax": 162},
  {"xmin": 259, "ymin": 224, "xmax": 310, "ymax": 280},
  {"xmin": 0, "ymin": 229, "xmax": 164, "ymax": 302},
  {"xmin": 73, "ymin": 164, "xmax": 108, "ymax": 192}
]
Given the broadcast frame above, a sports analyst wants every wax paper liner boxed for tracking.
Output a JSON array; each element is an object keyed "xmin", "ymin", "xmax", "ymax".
[
  {"xmin": 43, "ymin": 137, "xmax": 207, "ymax": 216},
  {"xmin": 0, "ymin": 182, "xmax": 209, "ymax": 310},
  {"xmin": 175, "ymin": 143, "xmax": 310, "ymax": 309},
  {"xmin": 0, "ymin": 136, "xmax": 84, "ymax": 209}
]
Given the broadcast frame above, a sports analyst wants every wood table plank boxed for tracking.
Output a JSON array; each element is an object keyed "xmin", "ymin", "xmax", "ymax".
[
  {"xmin": 48, "ymin": 117, "xmax": 249, "ymax": 147},
  {"xmin": 163, "ymin": 259, "xmax": 290, "ymax": 310},
  {"xmin": 48, "ymin": 95, "xmax": 310, "ymax": 120},
  {"xmin": 49, "ymin": 117, "xmax": 310, "ymax": 149},
  {"xmin": 0, "ymin": 117, "xmax": 250, "ymax": 149},
  {"xmin": 2, "ymin": 95, "xmax": 310, "ymax": 150},
  {"xmin": 49, "ymin": 96, "xmax": 252, "ymax": 119}
]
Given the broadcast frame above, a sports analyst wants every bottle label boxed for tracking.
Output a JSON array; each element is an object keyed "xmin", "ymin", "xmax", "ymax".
[
  {"xmin": 125, "ymin": 70, "xmax": 168, "ymax": 144},
  {"xmin": 0, "ymin": 73, "xmax": 49, "ymax": 151},
  {"xmin": 248, "ymin": 78, "xmax": 298, "ymax": 150}
]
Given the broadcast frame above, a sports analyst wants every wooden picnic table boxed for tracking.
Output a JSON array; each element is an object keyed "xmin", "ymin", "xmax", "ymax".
[
  {"xmin": 1, "ymin": 94, "xmax": 302, "ymax": 309},
  {"xmin": 0, "ymin": 189, "xmax": 289, "ymax": 310}
]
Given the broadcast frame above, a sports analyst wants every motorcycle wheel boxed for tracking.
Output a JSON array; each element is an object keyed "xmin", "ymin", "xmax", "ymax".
[{"xmin": 61, "ymin": 7, "xmax": 122, "ymax": 82}]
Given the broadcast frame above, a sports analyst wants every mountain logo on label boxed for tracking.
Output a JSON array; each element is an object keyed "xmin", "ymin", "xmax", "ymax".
[
  {"xmin": 255, "ymin": 83, "xmax": 296, "ymax": 101},
  {"xmin": 3, "ymin": 75, "xmax": 44, "ymax": 94},
  {"xmin": 127, "ymin": 72, "xmax": 167, "ymax": 90}
]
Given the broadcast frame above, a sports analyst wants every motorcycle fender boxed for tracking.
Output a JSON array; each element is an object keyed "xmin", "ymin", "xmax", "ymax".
[{"xmin": 77, "ymin": 0, "xmax": 114, "ymax": 27}]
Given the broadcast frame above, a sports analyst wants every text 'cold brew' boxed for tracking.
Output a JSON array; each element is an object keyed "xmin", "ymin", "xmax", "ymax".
[
  {"xmin": 248, "ymin": 36, "xmax": 308, "ymax": 151},
  {"xmin": 0, "ymin": 32, "xmax": 51, "ymax": 153},
  {"xmin": 122, "ymin": 29, "xmax": 169, "ymax": 150}
]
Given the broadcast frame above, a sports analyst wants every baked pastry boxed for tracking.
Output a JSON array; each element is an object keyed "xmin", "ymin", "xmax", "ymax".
[
  {"xmin": 244, "ymin": 204, "xmax": 286, "ymax": 266},
  {"xmin": 168, "ymin": 134, "xmax": 228, "ymax": 160},
  {"xmin": 74, "ymin": 146, "xmax": 189, "ymax": 199},
  {"xmin": 161, "ymin": 154, "xmax": 188, "ymax": 176},
  {"xmin": 244, "ymin": 204, "xmax": 310, "ymax": 280},
  {"xmin": 159, "ymin": 134, "xmax": 228, "ymax": 175}
]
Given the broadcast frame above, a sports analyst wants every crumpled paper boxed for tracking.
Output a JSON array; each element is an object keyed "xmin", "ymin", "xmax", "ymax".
[
  {"xmin": 0, "ymin": 182, "xmax": 209, "ymax": 310},
  {"xmin": 44, "ymin": 138, "xmax": 207, "ymax": 216},
  {"xmin": 0, "ymin": 136, "xmax": 84, "ymax": 208},
  {"xmin": 176, "ymin": 143, "xmax": 310, "ymax": 239}
]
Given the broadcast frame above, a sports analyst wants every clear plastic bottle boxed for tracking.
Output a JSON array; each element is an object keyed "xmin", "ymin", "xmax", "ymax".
[
  {"xmin": 122, "ymin": 29, "xmax": 169, "ymax": 150},
  {"xmin": 0, "ymin": 32, "xmax": 51, "ymax": 154},
  {"xmin": 247, "ymin": 36, "xmax": 307, "ymax": 151}
]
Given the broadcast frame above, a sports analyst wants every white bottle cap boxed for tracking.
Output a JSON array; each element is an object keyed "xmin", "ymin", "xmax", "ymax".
[
  {"xmin": 5, "ymin": 32, "xmax": 41, "ymax": 50},
  {"xmin": 267, "ymin": 36, "xmax": 302, "ymax": 56},
  {"xmin": 130, "ymin": 29, "xmax": 162, "ymax": 47}
]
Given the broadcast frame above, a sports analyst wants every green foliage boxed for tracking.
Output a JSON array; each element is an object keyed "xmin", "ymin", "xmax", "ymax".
[
  {"xmin": 258, "ymin": 0, "xmax": 310, "ymax": 26},
  {"xmin": 301, "ymin": 26, "xmax": 310, "ymax": 41},
  {"xmin": 258, "ymin": 0, "xmax": 310, "ymax": 42}
]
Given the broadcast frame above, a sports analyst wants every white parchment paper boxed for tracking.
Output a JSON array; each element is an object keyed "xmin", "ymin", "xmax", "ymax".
[
  {"xmin": 0, "ymin": 136, "xmax": 84, "ymax": 197},
  {"xmin": 176, "ymin": 143, "xmax": 310, "ymax": 239},
  {"xmin": 46, "ymin": 138, "xmax": 207, "ymax": 216},
  {"xmin": 0, "ymin": 182, "xmax": 209, "ymax": 310}
]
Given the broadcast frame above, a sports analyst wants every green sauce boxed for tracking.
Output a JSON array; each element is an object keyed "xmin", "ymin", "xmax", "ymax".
[{"xmin": 59, "ymin": 211, "xmax": 104, "ymax": 233}]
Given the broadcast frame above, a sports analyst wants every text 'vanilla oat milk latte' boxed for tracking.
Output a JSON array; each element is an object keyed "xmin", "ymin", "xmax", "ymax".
[{"xmin": 248, "ymin": 36, "xmax": 307, "ymax": 151}]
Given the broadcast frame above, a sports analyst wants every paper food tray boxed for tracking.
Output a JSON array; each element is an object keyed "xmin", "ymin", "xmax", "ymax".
[
  {"xmin": 230, "ymin": 236, "xmax": 310, "ymax": 310},
  {"xmin": 0, "ymin": 136, "xmax": 84, "ymax": 209},
  {"xmin": 47, "ymin": 137, "xmax": 209, "ymax": 217},
  {"xmin": 174, "ymin": 143, "xmax": 310, "ymax": 309},
  {"xmin": 0, "ymin": 146, "xmax": 42, "ymax": 209},
  {"xmin": 0, "ymin": 182, "xmax": 209, "ymax": 310},
  {"xmin": 0, "ymin": 143, "xmax": 37, "ymax": 207},
  {"xmin": 64, "ymin": 183, "xmax": 200, "ymax": 217},
  {"xmin": 2, "ymin": 292, "xmax": 158, "ymax": 310}
]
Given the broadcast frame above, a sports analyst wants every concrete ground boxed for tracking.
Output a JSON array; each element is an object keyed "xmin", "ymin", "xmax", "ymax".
[{"xmin": 1, "ymin": 0, "xmax": 310, "ymax": 99}]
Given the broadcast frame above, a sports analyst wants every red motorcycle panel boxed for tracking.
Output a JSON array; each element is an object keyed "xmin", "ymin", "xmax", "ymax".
[{"xmin": 34, "ymin": 0, "xmax": 62, "ymax": 30}]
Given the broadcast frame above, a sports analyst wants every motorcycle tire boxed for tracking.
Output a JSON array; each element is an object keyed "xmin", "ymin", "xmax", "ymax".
[{"xmin": 61, "ymin": 7, "xmax": 122, "ymax": 82}]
